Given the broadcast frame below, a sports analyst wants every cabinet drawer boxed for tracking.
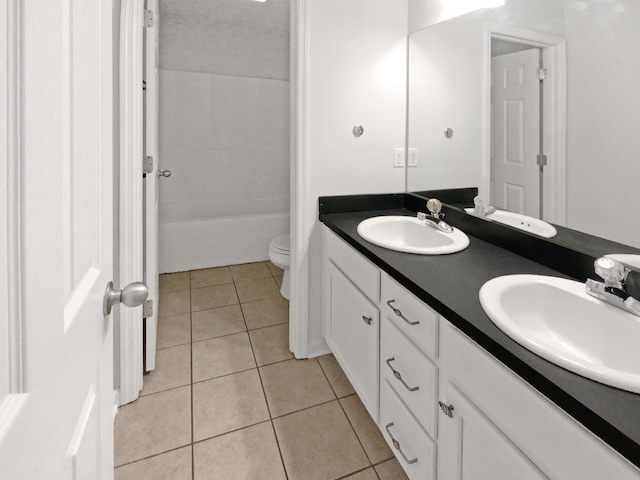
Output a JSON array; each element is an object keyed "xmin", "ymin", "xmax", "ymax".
[
  {"xmin": 380, "ymin": 379, "xmax": 436, "ymax": 480},
  {"xmin": 327, "ymin": 263, "xmax": 379, "ymax": 421},
  {"xmin": 381, "ymin": 317, "xmax": 438, "ymax": 438},
  {"xmin": 325, "ymin": 228, "xmax": 380, "ymax": 302},
  {"xmin": 381, "ymin": 273, "xmax": 438, "ymax": 358}
]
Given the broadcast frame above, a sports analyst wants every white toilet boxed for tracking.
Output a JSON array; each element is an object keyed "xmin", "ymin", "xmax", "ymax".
[{"xmin": 268, "ymin": 234, "xmax": 290, "ymax": 300}]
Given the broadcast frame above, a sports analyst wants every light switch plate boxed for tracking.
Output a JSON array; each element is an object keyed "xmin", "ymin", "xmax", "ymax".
[
  {"xmin": 393, "ymin": 148, "xmax": 405, "ymax": 168},
  {"xmin": 408, "ymin": 148, "xmax": 418, "ymax": 167}
]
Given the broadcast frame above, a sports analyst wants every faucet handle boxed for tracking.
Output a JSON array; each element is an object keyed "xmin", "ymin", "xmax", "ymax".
[
  {"xmin": 595, "ymin": 257, "xmax": 628, "ymax": 286},
  {"xmin": 426, "ymin": 198, "xmax": 443, "ymax": 216},
  {"xmin": 473, "ymin": 195, "xmax": 488, "ymax": 208}
]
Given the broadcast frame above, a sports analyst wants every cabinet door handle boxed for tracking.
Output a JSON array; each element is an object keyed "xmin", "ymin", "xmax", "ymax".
[
  {"xmin": 438, "ymin": 401, "xmax": 455, "ymax": 418},
  {"xmin": 386, "ymin": 358, "xmax": 419, "ymax": 392},
  {"xmin": 362, "ymin": 315, "xmax": 373, "ymax": 325},
  {"xmin": 384, "ymin": 423, "xmax": 418, "ymax": 465},
  {"xmin": 386, "ymin": 300, "xmax": 420, "ymax": 325}
]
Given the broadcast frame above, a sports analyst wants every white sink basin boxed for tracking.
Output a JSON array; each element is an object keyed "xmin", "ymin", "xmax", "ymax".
[
  {"xmin": 465, "ymin": 208, "xmax": 557, "ymax": 238},
  {"xmin": 357, "ymin": 216, "xmax": 469, "ymax": 255},
  {"xmin": 480, "ymin": 274, "xmax": 640, "ymax": 393}
]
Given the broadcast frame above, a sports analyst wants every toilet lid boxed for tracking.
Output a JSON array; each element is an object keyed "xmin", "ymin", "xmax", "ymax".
[{"xmin": 270, "ymin": 234, "xmax": 290, "ymax": 253}]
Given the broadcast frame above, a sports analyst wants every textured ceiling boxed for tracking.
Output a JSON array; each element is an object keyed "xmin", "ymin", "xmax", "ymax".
[{"xmin": 159, "ymin": 0, "xmax": 290, "ymax": 80}]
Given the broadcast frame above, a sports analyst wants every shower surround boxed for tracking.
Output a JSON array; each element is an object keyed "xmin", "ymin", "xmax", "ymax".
[{"xmin": 158, "ymin": 0, "xmax": 290, "ymax": 272}]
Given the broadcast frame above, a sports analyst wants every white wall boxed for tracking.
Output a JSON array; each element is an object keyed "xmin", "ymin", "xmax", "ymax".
[
  {"xmin": 406, "ymin": 12, "xmax": 486, "ymax": 193},
  {"xmin": 301, "ymin": 0, "xmax": 408, "ymax": 355},
  {"xmin": 158, "ymin": 0, "xmax": 290, "ymax": 272},
  {"xmin": 563, "ymin": 2, "xmax": 640, "ymax": 247}
]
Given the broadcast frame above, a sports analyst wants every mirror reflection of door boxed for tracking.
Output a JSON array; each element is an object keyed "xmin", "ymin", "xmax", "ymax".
[{"xmin": 491, "ymin": 42, "xmax": 542, "ymax": 218}]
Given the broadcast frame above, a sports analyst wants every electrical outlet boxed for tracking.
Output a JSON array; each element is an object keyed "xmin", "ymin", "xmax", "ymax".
[
  {"xmin": 408, "ymin": 148, "xmax": 418, "ymax": 167},
  {"xmin": 393, "ymin": 148, "xmax": 405, "ymax": 168}
]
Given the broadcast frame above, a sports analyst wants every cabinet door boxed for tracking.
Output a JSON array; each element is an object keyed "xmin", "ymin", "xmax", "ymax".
[
  {"xmin": 438, "ymin": 382, "xmax": 547, "ymax": 480},
  {"xmin": 327, "ymin": 263, "xmax": 379, "ymax": 420}
]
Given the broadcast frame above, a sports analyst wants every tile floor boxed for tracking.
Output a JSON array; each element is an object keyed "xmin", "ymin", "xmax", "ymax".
[{"xmin": 114, "ymin": 261, "xmax": 409, "ymax": 480}]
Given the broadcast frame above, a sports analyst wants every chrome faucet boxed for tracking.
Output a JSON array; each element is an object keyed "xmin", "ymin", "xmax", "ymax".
[
  {"xmin": 472, "ymin": 195, "xmax": 496, "ymax": 218},
  {"xmin": 585, "ymin": 255, "xmax": 640, "ymax": 317},
  {"xmin": 417, "ymin": 198, "xmax": 454, "ymax": 233}
]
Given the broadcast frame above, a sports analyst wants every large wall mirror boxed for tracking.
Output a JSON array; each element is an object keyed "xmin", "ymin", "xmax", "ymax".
[{"xmin": 407, "ymin": 0, "xmax": 640, "ymax": 250}]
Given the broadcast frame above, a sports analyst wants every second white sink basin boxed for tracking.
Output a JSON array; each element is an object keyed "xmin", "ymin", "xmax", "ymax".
[
  {"xmin": 480, "ymin": 274, "xmax": 640, "ymax": 393},
  {"xmin": 357, "ymin": 216, "xmax": 469, "ymax": 255},
  {"xmin": 465, "ymin": 208, "xmax": 557, "ymax": 238}
]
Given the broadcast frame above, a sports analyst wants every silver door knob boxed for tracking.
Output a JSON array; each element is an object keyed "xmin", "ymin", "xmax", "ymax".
[
  {"xmin": 103, "ymin": 281, "xmax": 149, "ymax": 316},
  {"xmin": 158, "ymin": 170, "xmax": 172, "ymax": 178}
]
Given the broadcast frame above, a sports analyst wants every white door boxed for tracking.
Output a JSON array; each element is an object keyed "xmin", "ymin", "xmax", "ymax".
[
  {"xmin": 0, "ymin": 1, "xmax": 115, "ymax": 479},
  {"xmin": 491, "ymin": 48, "xmax": 540, "ymax": 217},
  {"xmin": 144, "ymin": 0, "xmax": 160, "ymax": 371}
]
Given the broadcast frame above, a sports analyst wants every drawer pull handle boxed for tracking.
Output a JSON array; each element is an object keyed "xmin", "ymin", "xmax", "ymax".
[
  {"xmin": 386, "ymin": 300, "xmax": 420, "ymax": 326},
  {"xmin": 385, "ymin": 423, "xmax": 418, "ymax": 465},
  {"xmin": 362, "ymin": 315, "xmax": 373, "ymax": 325},
  {"xmin": 386, "ymin": 358, "xmax": 419, "ymax": 392},
  {"xmin": 438, "ymin": 401, "xmax": 455, "ymax": 418}
]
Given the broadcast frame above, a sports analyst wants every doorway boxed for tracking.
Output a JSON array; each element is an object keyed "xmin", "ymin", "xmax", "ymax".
[{"xmin": 487, "ymin": 27, "xmax": 567, "ymax": 225}]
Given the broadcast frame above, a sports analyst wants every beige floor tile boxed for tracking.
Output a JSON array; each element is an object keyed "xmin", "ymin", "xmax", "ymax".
[
  {"xmin": 340, "ymin": 395, "xmax": 393, "ymax": 464},
  {"xmin": 318, "ymin": 354, "xmax": 356, "ymax": 398},
  {"xmin": 230, "ymin": 262, "xmax": 272, "ymax": 281},
  {"xmin": 114, "ymin": 446, "xmax": 192, "ymax": 480},
  {"xmin": 342, "ymin": 468, "xmax": 379, "ymax": 480},
  {"xmin": 374, "ymin": 458, "xmax": 409, "ymax": 480},
  {"xmin": 192, "ymin": 304, "xmax": 246, "ymax": 342},
  {"xmin": 249, "ymin": 324, "xmax": 293, "ymax": 366},
  {"xmin": 192, "ymin": 369, "xmax": 270, "ymax": 442},
  {"xmin": 273, "ymin": 401, "xmax": 370, "ymax": 480},
  {"xmin": 260, "ymin": 358, "xmax": 335, "ymax": 417},
  {"xmin": 114, "ymin": 387, "xmax": 191, "ymax": 466},
  {"xmin": 235, "ymin": 277, "xmax": 280, "ymax": 303},
  {"xmin": 156, "ymin": 313, "xmax": 191, "ymax": 349},
  {"xmin": 140, "ymin": 344, "xmax": 191, "ymax": 396},
  {"xmin": 159, "ymin": 272, "xmax": 190, "ymax": 294},
  {"xmin": 241, "ymin": 297, "xmax": 289, "ymax": 330},
  {"xmin": 159, "ymin": 290, "xmax": 190, "ymax": 317},
  {"xmin": 266, "ymin": 261, "xmax": 283, "ymax": 276},
  {"xmin": 191, "ymin": 284, "xmax": 238, "ymax": 312},
  {"xmin": 193, "ymin": 422, "xmax": 286, "ymax": 480},
  {"xmin": 192, "ymin": 332, "xmax": 255, "ymax": 382},
  {"xmin": 274, "ymin": 274, "xmax": 284, "ymax": 288},
  {"xmin": 191, "ymin": 266, "xmax": 233, "ymax": 288}
]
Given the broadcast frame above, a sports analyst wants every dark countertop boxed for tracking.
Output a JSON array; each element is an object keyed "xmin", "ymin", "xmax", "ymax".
[{"xmin": 320, "ymin": 207, "xmax": 640, "ymax": 470}]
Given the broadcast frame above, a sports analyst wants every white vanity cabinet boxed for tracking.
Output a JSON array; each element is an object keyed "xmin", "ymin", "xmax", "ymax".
[
  {"xmin": 323, "ymin": 228, "xmax": 640, "ymax": 480},
  {"xmin": 324, "ymin": 230, "xmax": 381, "ymax": 420},
  {"xmin": 437, "ymin": 319, "xmax": 640, "ymax": 480}
]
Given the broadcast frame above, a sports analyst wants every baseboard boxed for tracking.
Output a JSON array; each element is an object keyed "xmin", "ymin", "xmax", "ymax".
[
  {"xmin": 159, "ymin": 213, "xmax": 289, "ymax": 273},
  {"xmin": 305, "ymin": 337, "xmax": 330, "ymax": 359}
]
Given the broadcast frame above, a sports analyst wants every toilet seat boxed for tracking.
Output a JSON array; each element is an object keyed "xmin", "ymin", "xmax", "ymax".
[{"xmin": 269, "ymin": 234, "xmax": 290, "ymax": 254}]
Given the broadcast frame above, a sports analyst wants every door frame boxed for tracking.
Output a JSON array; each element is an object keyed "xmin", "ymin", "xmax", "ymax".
[
  {"xmin": 485, "ymin": 23, "xmax": 567, "ymax": 225},
  {"xmin": 118, "ymin": 0, "xmax": 146, "ymax": 405},
  {"xmin": 0, "ymin": 0, "xmax": 28, "ymax": 435},
  {"xmin": 289, "ymin": 0, "xmax": 309, "ymax": 358}
]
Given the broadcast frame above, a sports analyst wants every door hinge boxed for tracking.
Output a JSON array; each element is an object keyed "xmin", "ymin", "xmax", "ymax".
[
  {"xmin": 537, "ymin": 154, "xmax": 548, "ymax": 166},
  {"xmin": 143, "ymin": 156, "xmax": 154, "ymax": 175},
  {"xmin": 143, "ymin": 299, "xmax": 153, "ymax": 318},
  {"xmin": 537, "ymin": 68, "xmax": 547, "ymax": 81},
  {"xmin": 144, "ymin": 9, "xmax": 155, "ymax": 28}
]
